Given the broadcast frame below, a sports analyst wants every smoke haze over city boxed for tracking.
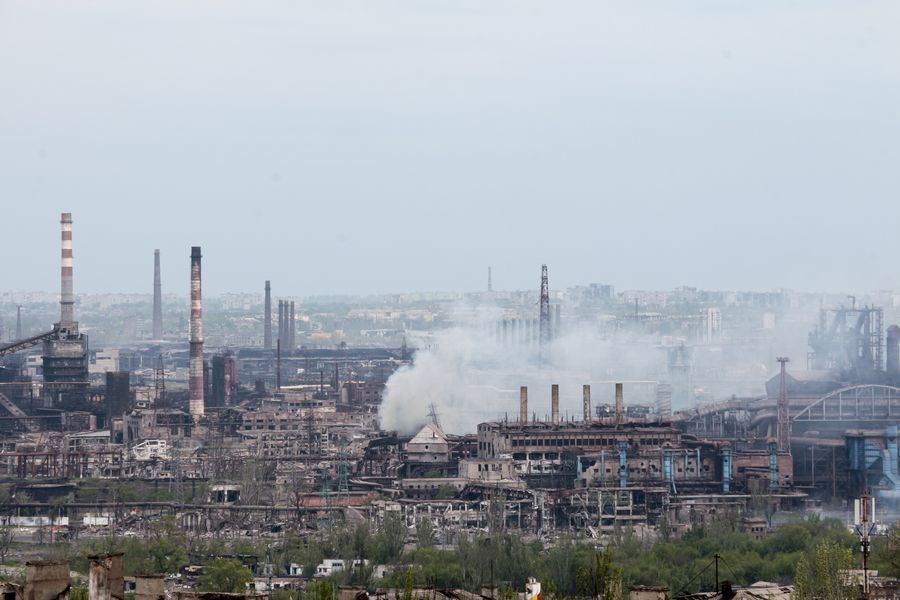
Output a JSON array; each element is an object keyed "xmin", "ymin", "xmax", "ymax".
[{"xmin": 3, "ymin": 1, "xmax": 900, "ymax": 594}]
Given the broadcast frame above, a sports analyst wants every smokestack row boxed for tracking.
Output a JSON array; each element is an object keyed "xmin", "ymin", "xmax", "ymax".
[
  {"xmin": 497, "ymin": 318, "xmax": 539, "ymax": 346},
  {"xmin": 516, "ymin": 384, "xmax": 609, "ymax": 425},
  {"xmin": 275, "ymin": 300, "xmax": 295, "ymax": 352},
  {"xmin": 264, "ymin": 281, "xmax": 272, "ymax": 350},
  {"xmin": 59, "ymin": 213, "xmax": 76, "ymax": 331},
  {"xmin": 152, "ymin": 250, "xmax": 162, "ymax": 339},
  {"xmin": 189, "ymin": 246, "xmax": 204, "ymax": 419}
]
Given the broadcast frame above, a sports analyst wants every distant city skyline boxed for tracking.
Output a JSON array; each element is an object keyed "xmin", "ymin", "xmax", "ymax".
[{"xmin": 2, "ymin": 1, "xmax": 899, "ymax": 296}]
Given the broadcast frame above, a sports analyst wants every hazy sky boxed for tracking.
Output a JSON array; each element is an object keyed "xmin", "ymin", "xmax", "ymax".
[{"xmin": 2, "ymin": 1, "xmax": 899, "ymax": 296}]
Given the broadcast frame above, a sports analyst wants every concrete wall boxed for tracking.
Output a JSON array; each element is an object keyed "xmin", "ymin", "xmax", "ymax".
[
  {"xmin": 24, "ymin": 560, "xmax": 70, "ymax": 600},
  {"xmin": 134, "ymin": 575, "xmax": 165, "ymax": 600},
  {"xmin": 629, "ymin": 587, "xmax": 669, "ymax": 600},
  {"xmin": 88, "ymin": 554, "xmax": 124, "ymax": 600}
]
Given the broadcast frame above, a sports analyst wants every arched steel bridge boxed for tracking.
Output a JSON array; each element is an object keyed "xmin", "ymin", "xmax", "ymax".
[{"xmin": 793, "ymin": 384, "xmax": 900, "ymax": 422}]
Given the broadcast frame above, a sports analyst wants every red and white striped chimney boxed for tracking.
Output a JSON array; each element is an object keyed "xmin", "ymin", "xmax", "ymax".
[
  {"xmin": 59, "ymin": 212, "xmax": 77, "ymax": 332},
  {"xmin": 189, "ymin": 246, "xmax": 204, "ymax": 419}
]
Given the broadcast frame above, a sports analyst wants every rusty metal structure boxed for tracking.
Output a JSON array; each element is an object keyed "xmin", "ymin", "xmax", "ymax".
[
  {"xmin": 189, "ymin": 246, "xmax": 204, "ymax": 419},
  {"xmin": 808, "ymin": 302, "xmax": 884, "ymax": 376},
  {"xmin": 152, "ymin": 249, "xmax": 162, "ymax": 339}
]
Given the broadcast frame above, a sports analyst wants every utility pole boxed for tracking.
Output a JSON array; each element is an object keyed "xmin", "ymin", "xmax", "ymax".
[
  {"xmin": 854, "ymin": 492, "xmax": 875, "ymax": 600},
  {"xmin": 714, "ymin": 553, "xmax": 720, "ymax": 593}
]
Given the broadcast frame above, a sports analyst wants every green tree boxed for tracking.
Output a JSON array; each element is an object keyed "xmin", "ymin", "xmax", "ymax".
[
  {"xmin": 417, "ymin": 517, "xmax": 435, "ymax": 548},
  {"xmin": 882, "ymin": 522, "xmax": 900, "ymax": 577},
  {"xmin": 142, "ymin": 515, "xmax": 189, "ymax": 574},
  {"xmin": 372, "ymin": 512, "xmax": 406, "ymax": 564},
  {"xmin": 793, "ymin": 541, "xmax": 856, "ymax": 600},
  {"xmin": 198, "ymin": 558, "xmax": 254, "ymax": 593}
]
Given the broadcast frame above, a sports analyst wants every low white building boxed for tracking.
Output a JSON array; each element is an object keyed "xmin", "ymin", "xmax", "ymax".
[{"xmin": 315, "ymin": 559, "xmax": 369, "ymax": 578}]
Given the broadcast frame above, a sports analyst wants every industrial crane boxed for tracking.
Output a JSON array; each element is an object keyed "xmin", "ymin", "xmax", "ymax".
[{"xmin": 0, "ymin": 326, "xmax": 59, "ymax": 358}]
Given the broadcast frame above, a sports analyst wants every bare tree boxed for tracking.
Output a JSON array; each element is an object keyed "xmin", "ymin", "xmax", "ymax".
[{"xmin": 0, "ymin": 525, "xmax": 15, "ymax": 562}]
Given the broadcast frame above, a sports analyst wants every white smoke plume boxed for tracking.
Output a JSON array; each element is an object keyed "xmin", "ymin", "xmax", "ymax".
[{"xmin": 379, "ymin": 305, "xmax": 671, "ymax": 435}]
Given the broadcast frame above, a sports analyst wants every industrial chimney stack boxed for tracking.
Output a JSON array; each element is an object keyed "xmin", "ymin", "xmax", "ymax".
[
  {"xmin": 277, "ymin": 300, "xmax": 283, "ymax": 349},
  {"xmin": 152, "ymin": 250, "xmax": 163, "ymax": 339},
  {"xmin": 539, "ymin": 265, "xmax": 550, "ymax": 365},
  {"xmin": 615, "ymin": 383, "xmax": 624, "ymax": 427},
  {"xmin": 583, "ymin": 384, "xmax": 591, "ymax": 423},
  {"xmin": 519, "ymin": 386, "xmax": 528, "ymax": 424},
  {"xmin": 289, "ymin": 301, "xmax": 295, "ymax": 352},
  {"xmin": 59, "ymin": 212, "xmax": 76, "ymax": 332},
  {"xmin": 189, "ymin": 246, "xmax": 204, "ymax": 419},
  {"xmin": 551, "ymin": 384, "xmax": 560, "ymax": 424},
  {"xmin": 264, "ymin": 281, "xmax": 272, "ymax": 350}
]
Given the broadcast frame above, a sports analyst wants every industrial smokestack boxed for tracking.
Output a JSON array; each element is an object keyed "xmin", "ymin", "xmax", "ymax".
[
  {"xmin": 887, "ymin": 325, "xmax": 900, "ymax": 377},
  {"xmin": 59, "ymin": 212, "xmax": 76, "ymax": 332},
  {"xmin": 277, "ymin": 300, "xmax": 284, "ymax": 350},
  {"xmin": 615, "ymin": 383, "xmax": 624, "ymax": 426},
  {"xmin": 539, "ymin": 265, "xmax": 550, "ymax": 364},
  {"xmin": 776, "ymin": 357, "xmax": 790, "ymax": 452},
  {"xmin": 15, "ymin": 305, "xmax": 21, "ymax": 340},
  {"xmin": 551, "ymin": 384, "xmax": 559, "ymax": 424},
  {"xmin": 276, "ymin": 339, "xmax": 281, "ymax": 390},
  {"xmin": 583, "ymin": 384, "xmax": 591, "ymax": 423},
  {"xmin": 520, "ymin": 386, "xmax": 528, "ymax": 424},
  {"xmin": 152, "ymin": 250, "xmax": 163, "ymax": 339},
  {"xmin": 289, "ymin": 301, "xmax": 295, "ymax": 351},
  {"xmin": 264, "ymin": 281, "xmax": 272, "ymax": 350},
  {"xmin": 189, "ymin": 246, "xmax": 204, "ymax": 419},
  {"xmin": 487, "ymin": 266, "xmax": 492, "ymax": 293}
]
